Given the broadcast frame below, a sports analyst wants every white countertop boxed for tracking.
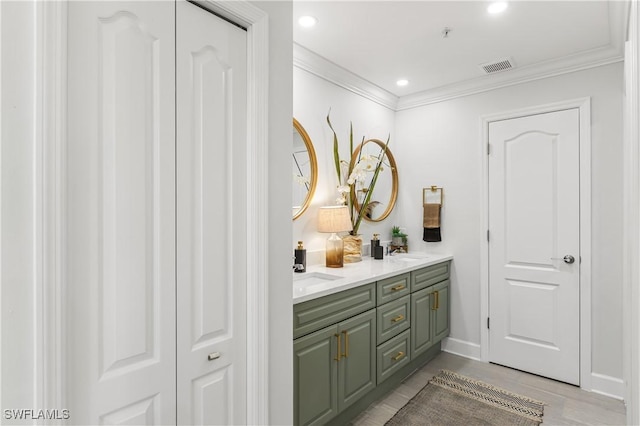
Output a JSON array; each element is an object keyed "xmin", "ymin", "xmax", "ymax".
[{"xmin": 293, "ymin": 252, "xmax": 453, "ymax": 304}]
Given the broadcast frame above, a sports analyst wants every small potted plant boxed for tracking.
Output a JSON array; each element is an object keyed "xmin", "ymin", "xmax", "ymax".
[{"xmin": 391, "ymin": 226, "xmax": 407, "ymax": 246}]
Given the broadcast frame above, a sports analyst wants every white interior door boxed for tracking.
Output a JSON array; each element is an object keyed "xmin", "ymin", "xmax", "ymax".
[
  {"xmin": 66, "ymin": 2, "xmax": 177, "ymax": 423},
  {"xmin": 488, "ymin": 109, "xmax": 580, "ymax": 385},
  {"xmin": 176, "ymin": 1, "xmax": 248, "ymax": 424}
]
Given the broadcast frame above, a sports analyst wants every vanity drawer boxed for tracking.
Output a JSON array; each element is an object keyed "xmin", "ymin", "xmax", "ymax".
[
  {"xmin": 377, "ymin": 273, "xmax": 410, "ymax": 305},
  {"xmin": 377, "ymin": 329, "xmax": 411, "ymax": 384},
  {"xmin": 376, "ymin": 295, "xmax": 410, "ymax": 344},
  {"xmin": 411, "ymin": 261, "xmax": 450, "ymax": 292},
  {"xmin": 293, "ymin": 283, "xmax": 376, "ymax": 339}
]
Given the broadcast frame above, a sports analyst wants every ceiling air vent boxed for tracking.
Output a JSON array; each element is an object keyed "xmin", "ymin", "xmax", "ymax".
[{"xmin": 479, "ymin": 57, "xmax": 515, "ymax": 74}]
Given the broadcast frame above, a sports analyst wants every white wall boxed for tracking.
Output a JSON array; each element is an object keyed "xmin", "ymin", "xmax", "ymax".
[
  {"xmin": 395, "ymin": 63, "xmax": 624, "ymax": 381},
  {"xmin": 1, "ymin": 1, "xmax": 39, "ymax": 413},
  {"xmin": 252, "ymin": 1, "xmax": 294, "ymax": 424},
  {"xmin": 293, "ymin": 67, "xmax": 398, "ymax": 259}
]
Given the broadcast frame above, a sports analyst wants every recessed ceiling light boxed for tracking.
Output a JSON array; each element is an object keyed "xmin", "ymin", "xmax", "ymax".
[
  {"xmin": 487, "ymin": 2, "xmax": 508, "ymax": 14},
  {"xmin": 396, "ymin": 79, "xmax": 409, "ymax": 87},
  {"xmin": 298, "ymin": 16, "xmax": 318, "ymax": 28}
]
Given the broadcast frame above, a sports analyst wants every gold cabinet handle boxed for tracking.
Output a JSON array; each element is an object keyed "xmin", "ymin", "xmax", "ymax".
[
  {"xmin": 335, "ymin": 334, "xmax": 341, "ymax": 362},
  {"xmin": 435, "ymin": 290, "xmax": 440, "ymax": 310},
  {"xmin": 342, "ymin": 330, "xmax": 349, "ymax": 358},
  {"xmin": 391, "ymin": 351, "xmax": 405, "ymax": 361},
  {"xmin": 431, "ymin": 291, "xmax": 439, "ymax": 310},
  {"xmin": 391, "ymin": 314, "xmax": 405, "ymax": 323},
  {"xmin": 391, "ymin": 284, "xmax": 406, "ymax": 291}
]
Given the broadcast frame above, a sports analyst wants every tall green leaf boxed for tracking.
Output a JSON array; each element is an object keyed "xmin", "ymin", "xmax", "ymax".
[{"xmin": 326, "ymin": 111, "xmax": 341, "ymax": 183}]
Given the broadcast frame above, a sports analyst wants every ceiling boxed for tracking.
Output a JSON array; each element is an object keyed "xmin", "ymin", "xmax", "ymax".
[{"xmin": 293, "ymin": 1, "xmax": 627, "ymax": 104}]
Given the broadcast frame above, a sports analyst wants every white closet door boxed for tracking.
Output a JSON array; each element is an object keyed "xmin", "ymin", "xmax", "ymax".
[
  {"xmin": 66, "ymin": 2, "xmax": 176, "ymax": 424},
  {"xmin": 175, "ymin": 1, "xmax": 248, "ymax": 425}
]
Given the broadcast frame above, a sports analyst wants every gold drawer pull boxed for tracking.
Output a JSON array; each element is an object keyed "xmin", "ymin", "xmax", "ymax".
[
  {"xmin": 335, "ymin": 334, "xmax": 341, "ymax": 362},
  {"xmin": 391, "ymin": 351, "xmax": 405, "ymax": 361},
  {"xmin": 391, "ymin": 284, "xmax": 406, "ymax": 291},
  {"xmin": 391, "ymin": 314, "xmax": 405, "ymax": 323}
]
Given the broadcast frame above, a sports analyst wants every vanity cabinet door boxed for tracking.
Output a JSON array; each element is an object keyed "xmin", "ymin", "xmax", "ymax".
[
  {"xmin": 337, "ymin": 310, "xmax": 376, "ymax": 412},
  {"xmin": 432, "ymin": 279, "xmax": 450, "ymax": 343},
  {"xmin": 410, "ymin": 288, "xmax": 433, "ymax": 358},
  {"xmin": 294, "ymin": 325, "xmax": 339, "ymax": 426}
]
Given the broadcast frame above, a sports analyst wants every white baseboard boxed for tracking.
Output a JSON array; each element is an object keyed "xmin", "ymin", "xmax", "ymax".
[
  {"xmin": 590, "ymin": 372, "xmax": 625, "ymax": 401},
  {"xmin": 441, "ymin": 337, "xmax": 482, "ymax": 361}
]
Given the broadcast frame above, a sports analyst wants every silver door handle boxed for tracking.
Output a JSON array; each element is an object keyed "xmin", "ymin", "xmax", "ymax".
[
  {"xmin": 551, "ymin": 255, "xmax": 575, "ymax": 264},
  {"xmin": 208, "ymin": 352, "xmax": 221, "ymax": 361}
]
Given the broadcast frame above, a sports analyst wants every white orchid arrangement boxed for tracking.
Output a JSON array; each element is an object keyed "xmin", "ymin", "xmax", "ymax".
[{"xmin": 327, "ymin": 111, "xmax": 390, "ymax": 235}]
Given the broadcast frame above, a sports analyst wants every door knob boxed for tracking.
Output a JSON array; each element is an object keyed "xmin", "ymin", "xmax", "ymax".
[{"xmin": 551, "ymin": 255, "xmax": 575, "ymax": 264}]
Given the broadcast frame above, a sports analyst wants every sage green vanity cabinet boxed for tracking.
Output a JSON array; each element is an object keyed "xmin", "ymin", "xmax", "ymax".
[
  {"xmin": 336, "ymin": 310, "xmax": 377, "ymax": 412},
  {"xmin": 293, "ymin": 325, "xmax": 338, "ymax": 426},
  {"xmin": 294, "ymin": 309, "xmax": 376, "ymax": 426},
  {"xmin": 377, "ymin": 329, "xmax": 411, "ymax": 384},
  {"xmin": 410, "ymin": 288, "xmax": 433, "ymax": 358},
  {"xmin": 293, "ymin": 259, "xmax": 451, "ymax": 426},
  {"xmin": 432, "ymin": 279, "xmax": 450, "ymax": 343},
  {"xmin": 376, "ymin": 295, "xmax": 410, "ymax": 344},
  {"xmin": 377, "ymin": 273, "xmax": 410, "ymax": 305},
  {"xmin": 410, "ymin": 272, "xmax": 450, "ymax": 359},
  {"xmin": 294, "ymin": 283, "xmax": 376, "ymax": 339},
  {"xmin": 411, "ymin": 261, "xmax": 449, "ymax": 292}
]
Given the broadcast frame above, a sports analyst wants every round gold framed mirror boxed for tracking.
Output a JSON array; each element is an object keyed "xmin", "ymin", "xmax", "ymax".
[
  {"xmin": 349, "ymin": 138, "xmax": 398, "ymax": 222},
  {"xmin": 292, "ymin": 118, "xmax": 318, "ymax": 220}
]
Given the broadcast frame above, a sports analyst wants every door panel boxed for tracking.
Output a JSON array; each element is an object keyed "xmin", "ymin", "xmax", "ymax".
[
  {"xmin": 338, "ymin": 310, "xmax": 376, "ymax": 411},
  {"xmin": 410, "ymin": 289, "xmax": 433, "ymax": 357},
  {"xmin": 176, "ymin": 1, "xmax": 248, "ymax": 424},
  {"xmin": 67, "ymin": 2, "xmax": 176, "ymax": 423},
  {"xmin": 433, "ymin": 280, "xmax": 450, "ymax": 342},
  {"xmin": 293, "ymin": 326, "xmax": 339, "ymax": 426},
  {"xmin": 489, "ymin": 109, "xmax": 580, "ymax": 385}
]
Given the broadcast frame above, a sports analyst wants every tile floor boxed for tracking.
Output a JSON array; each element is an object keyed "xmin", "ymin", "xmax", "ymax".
[{"xmin": 351, "ymin": 352, "xmax": 627, "ymax": 425}]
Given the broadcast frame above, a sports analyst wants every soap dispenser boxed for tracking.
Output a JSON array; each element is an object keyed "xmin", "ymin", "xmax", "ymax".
[
  {"xmin": 371, "ymin": 234, "xmax": 380, "ymax": 257},
  {"xmin": 294, "ymin": 241, "xmax": 306, "ymax": 273}
]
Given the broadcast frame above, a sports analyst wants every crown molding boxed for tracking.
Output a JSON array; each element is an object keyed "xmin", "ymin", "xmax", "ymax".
[
  {"xmin": 294, "ymin": 0, "xmax": 628, "ymax": 112},
  {"xmin": 293, "ymin": 42, "xmax": 399, "ymax": 111},
  {"xmin": 396, "ymin": 45, "xmax": 623, "ymax": 110}
]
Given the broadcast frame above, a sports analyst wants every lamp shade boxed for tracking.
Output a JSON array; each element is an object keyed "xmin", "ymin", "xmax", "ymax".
[{"xmin": 317, "ymin": 206, "xmax": 352, "ymax": 233}]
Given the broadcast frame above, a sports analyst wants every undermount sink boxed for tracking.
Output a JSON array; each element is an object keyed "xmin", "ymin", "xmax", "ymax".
[
  {"xmin": 293, "ymin": 271, "xmax": 341, "ymax": 287},
  {"xmin": 387, "ymin": 253, "xmax": 430, "ymax": 263}
]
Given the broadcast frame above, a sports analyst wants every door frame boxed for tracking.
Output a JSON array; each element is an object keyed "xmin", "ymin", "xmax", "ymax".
[
  {"xmin": 479, "ymin": 97, "xmax": 592, "ymax": 390},
  {"xmin": 37, "ymin": 1, "xmax": 271, "ymax": 424}
]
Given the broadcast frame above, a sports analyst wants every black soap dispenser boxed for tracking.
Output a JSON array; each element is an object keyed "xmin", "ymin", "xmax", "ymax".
[
  {"xmin": 294, "ymin": 241, "xmax": 306, "ymax": 273},
  {"xmin": 371, "ymin": 234, "xmax": 380, "ymax": 257}
]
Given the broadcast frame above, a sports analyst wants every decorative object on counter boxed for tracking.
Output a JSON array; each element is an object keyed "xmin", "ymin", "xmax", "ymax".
[
  {"xmin": 317, "ymin": 206, "xmax": 353, "ymax": 268},
  {"xmin": 326, "ymin": 111, "xmax": 395, "ymax": 237},
  {"xmin": 423, "ymin": 186, "xmax": 443, "ymax": 242},
  {"xmin": 293, "ymin": 241, "xmax": 306, "ymax": 273},
  {"xmin": 370, "ymin": 233, "xmax": 380, "ymax": 257},
  {"xmin": 390, "ymin": 225, "xmax": 408, "ymax": 253},
  {"xmin": 343, "ymin": 234, "xmax": 363, "ymax": 263},
  {"xmin": 374, "ymin": 244, "xmax": 384, "ymax": 259},
  {"xmin": 292, "ymin": 118, "xmax": 318, "ymax": 221}
]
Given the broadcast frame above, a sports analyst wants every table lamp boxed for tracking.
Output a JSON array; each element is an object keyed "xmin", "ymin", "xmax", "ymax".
[{"xmin": 317, "ymin": 206, "xmax": 353, "ymax": 268}]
